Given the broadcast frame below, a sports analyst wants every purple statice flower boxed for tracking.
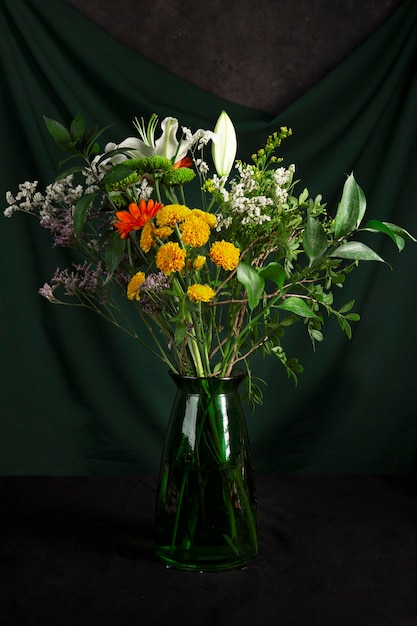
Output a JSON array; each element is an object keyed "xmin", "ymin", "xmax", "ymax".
[
  {"xmin": 40, "ymin": 208, "xmax": 76, "ymax": 247},
  {"xmin": 47, "ymin": 261, "xmax": 111, "ymax": 299},
  {"xmin": 141, "ymin": 272, "xmax": 171, "ymax": 293},
  {"xmin": 112, "ymin": 267, "xmax": 131, "ymax": 288},
  {"xmin": 140, "ymin": 297, "xmax": 164, "ymax": 316},
  {"xmin": 38, "ymin": 283, "xmax": 58, "ymax": 302},
  {"xmin": 140, "ymin": 272, "xmax": 171, "ymax": 315}
]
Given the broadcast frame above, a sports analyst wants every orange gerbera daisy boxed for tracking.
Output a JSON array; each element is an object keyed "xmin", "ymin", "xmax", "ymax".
[{"xmin": 114, "ymin": 199, "xmax": 163, "ymax": 239}]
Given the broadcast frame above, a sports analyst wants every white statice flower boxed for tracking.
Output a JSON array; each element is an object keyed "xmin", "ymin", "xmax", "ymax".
[
  {"xmin": 273, "ymin": 165, "xmax": 294, "ymax": 187},
  {"xmin": 195, "ymin": 159, "xmax": 209, "ymax": 175},
  {"xmin": 45, "ymin": 181, "xmax": 67, "ymax": 204},
  {"xmin": 16, "ymin": 181, "xmax": 40, "ymax": 210},
  {"xmin": 83, "ymin": 160, "xmax": 110, "ymax": 187},
  {"xmin": 218, "ymin": 159, "xmax": 276, "ymax": 227},
  {"xmin": 275, "ymin": 187, "xmax": 289, "ymax": 204},
  {"xmin": 6, "ymin": 191, "xmax": 15, "ymax": 204},
  {"xmin": 36, "ymin": 176, "xmax": 82, "ymax": 228},
  {"xmin": 272, "ymin": 164, "xmax": 295, "ymax": 204},
  {"xmin": 236, "ymin": 196, "xmax": 274, "ymax": 226},
  {"xmin": 4, "ymin": 205, "xmax": 16, "ymax": 217},
  {"xmin": 182, "ymin": 126, "xmax": 217, "ymax": 152},
  {"xmin": 182, "ymin": 127, "xmax": 193, "ymax": 143},
  {"xmin": 4, "ymin": 180, "xmax": 41, "ymax": 216},
  {"xmin": 33, "ymin": 192, "xmax": 44, "ymax": 204},
  {"xmin": 20, "ymin": 180, "xmax": 39, "ymax": 194},
  {"xmin": 197, "ymin": 131, "xmax": 217, "ymax": 150},
  {"xmin": 66, "ymin": 184, "xmax": 84, "ymax": 205},
  {"xmin": 217, "ymin": 188, "xmax": 229, "ymax": 203},
  {"xmin": 215, "ymin": 214, "xmax": 233, "ymax": 231},
  {"xmin": 35, "ymin": 177, "xmax": 75, "ymax": 224},
  {"xmin": 210, "ymin": 173, "xmax": 228, "ymax": 189},
  {"xmin": 4, "ymin": 191, "xmax": 17, "ymax": 217},
  {"xmin": 137, "ymin": 177, "xmax": 153, "ymax": 201}
]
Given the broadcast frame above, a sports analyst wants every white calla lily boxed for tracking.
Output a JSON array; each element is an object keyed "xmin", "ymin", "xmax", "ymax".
[{"xmin": 212, "ymin": 111, "xmax": 237, "ymax": 178}]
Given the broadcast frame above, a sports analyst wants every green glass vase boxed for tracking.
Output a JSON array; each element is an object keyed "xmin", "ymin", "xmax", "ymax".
[{"xmin": 154, "ymin": 372, "xmax": 258, "ymax": 571}]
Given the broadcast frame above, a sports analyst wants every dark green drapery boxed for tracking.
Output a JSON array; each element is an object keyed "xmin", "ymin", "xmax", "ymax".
[{"xmin": 1, "ymin": 0, "xmax": 417, "ymax": 474}]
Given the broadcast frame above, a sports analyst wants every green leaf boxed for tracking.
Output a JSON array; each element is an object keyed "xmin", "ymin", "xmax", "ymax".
[
  {"xmin": 362, "ymin": 219, "xmax": 404, "ymax": 251},
  {"xmin": 102, "ymin": 163, "xmax": 136, "ymax": 186},
  {"xmin": 355, "ymin": 182, "xmax": 367, "ymax": 228},
  {"xmin": 334, "ymin": 173, "xmax": 365, "ymax": 239},
  {"xmin": 383, "ymin": 222, "xmax": 417, "ymax": 242},
  {"xmin": 298, "ymin": 188, "xmax": 309, "ymax": 204},
  {"xmin": 104, "ymin": 232, "xmax": 126, "ymax": 273},
  {"xmin": 70, "ymin": 112, "xmax": 85, "ymax": 141},
  {"xmin": 338, "ymin": 299, "xmax": 356, "ymax": 314},
  {"xmin": 84, "ymin": 124, "xmax": 112, "ymax": 157},
  {"xmin": 237, "ymin": 262, "xmax": 265, "ymax": 310},
  {"xmin": 97, "ymin": 147, "xmax": 128, "ymax": 166},
  {"xmin": 330, "ymin": 241, "xmax": 389, "ymax": 265},
  {"xmin": 364, "ymin": 221, "xmax": 417, "ymax": 252},
  {"xmin": 277, "ymin": 296, "xmax": 319, "ymax": 319},
  {"xmin": 345, "ymin": 313, "xmax": 360, "ymax": 321},
  {"xmin": 259, "ymin": 262, "xmax": 286, "ymax": 289},
  {"xmin": 303, "ymin": 216, "xmax": 328, "ymax": 264},
  {"xmin": 174, "ymin": 322, "xmax": 187, "ymax": 347},
  {"xmin": 73, "ymin": 193, "xmax": 98, "ymax": 235},
  {"xmin": 44, "ymin": 116, "xmax": 73, "ymax": 150},
  {"xmin": 286, "ymin": 358, "xmax": 304, "ymax": 374},
  {"xmin": 53, "ymin": 165, "xmax": 85, "ymax": 182},
  {"xmin": 309, "ymin": 328, "xmax": 324, "ymax": 342}
]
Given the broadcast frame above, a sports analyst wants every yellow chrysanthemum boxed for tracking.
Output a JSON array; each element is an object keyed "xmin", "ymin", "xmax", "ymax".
[
  {"xmin": 193, "ymin": 255, "xmax": 206, "ymax": 270},
  {"xmin": 191, "ymin": 208, "xmax": 217, "ymax": 229},
  {"xmin": 156, "ymin": 241, "xmax": 186, "ymax": 276},
  {"xmin": 186, "ymin": 255, "xmax": 207, "ymax": 272},
  {"xmin": 187, "ymin": 283, "xmax": 216, "ymax": 303},
  {"xmin": 180, "ymin": 215, "xmax": 210, "ymax": 248},
  {"xmin": 155, "ymin": 225, "xmax": 174, "ymax": 240},
  {"xmin": 140, "ymin": 222, "xmax": 155, "ymax": 253},
  {"xmin": 127, "ymin": 271, "xmax": 146, "ymax": 301},
  {"xmin": 156, "ymin": 204, "xmax": 191, "ymax": 227},
  {"xmin": 209, "ymin": 240, "xmax": 240, "ymax": 271},
  {"xmin": 140, "ymin": 223, "xmax": 173, "ymax": 252},
  {"xmin": 140, "ymin": 222, "xmax": 173, "ymax": 252}
]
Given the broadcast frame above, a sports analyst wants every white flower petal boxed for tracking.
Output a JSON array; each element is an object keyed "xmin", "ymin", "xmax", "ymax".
[{"xmin": 154, "ymin": 117, "xmax": 180, "ymax": 160}]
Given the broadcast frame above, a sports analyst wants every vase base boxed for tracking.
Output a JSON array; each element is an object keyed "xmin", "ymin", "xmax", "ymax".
[{"xmin": 155, "ymin": 545, "xmax": 257, "ymax": 572}]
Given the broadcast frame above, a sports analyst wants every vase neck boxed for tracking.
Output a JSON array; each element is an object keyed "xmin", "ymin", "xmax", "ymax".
[{"xmin": 169, "ymin": 371, "xmax": 246, "ymax": 395}]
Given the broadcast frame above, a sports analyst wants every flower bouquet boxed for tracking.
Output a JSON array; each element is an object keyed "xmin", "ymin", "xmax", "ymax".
[{"xmin": 5, "ymin": 110, "xmax": 415, "ymax": 570}]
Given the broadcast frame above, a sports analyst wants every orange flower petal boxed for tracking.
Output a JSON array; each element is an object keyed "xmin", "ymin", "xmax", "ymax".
[
  {"xmin": 114, "ymin": 200, "xmax": 163, "ymax": 239},
  {"xmin": 173, "ymin": 157, "xmax": 193, "ymax": 170}
]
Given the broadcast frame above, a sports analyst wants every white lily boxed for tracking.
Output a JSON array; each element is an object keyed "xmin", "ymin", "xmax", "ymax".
[
  {"xmin": 212, "ymin": 111, "xmax": 237, "ymax": 178},
  {"xmin": 101, "ymin": 115, "xmax": 217, "ymax": 166}
]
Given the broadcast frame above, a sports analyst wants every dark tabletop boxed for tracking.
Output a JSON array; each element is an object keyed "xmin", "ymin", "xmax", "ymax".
[{"xmin": 1, "ymin": 475, "xmax": 416, "ymax": 625}]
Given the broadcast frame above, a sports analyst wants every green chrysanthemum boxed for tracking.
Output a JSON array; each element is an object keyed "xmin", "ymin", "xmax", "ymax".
[
  {"xmin": 105, "ymin": 171, "xmax": 141, "ymax": 191},
  {"xmin": 108, "ymin": 192, "xmax": 128, "ymax": 208},
  {"xmin": 135, "ymin": 156, "xmax": 173, "ymax": 174},
  {"xmin": 163, "ymin": 168, "xmax": 196, "ymax": 186}
]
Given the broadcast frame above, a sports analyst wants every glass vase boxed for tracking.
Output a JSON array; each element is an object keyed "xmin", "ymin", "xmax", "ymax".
[{"xmin": 154, "ymin": 371, "xmax": 258, "ymax": 571}]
